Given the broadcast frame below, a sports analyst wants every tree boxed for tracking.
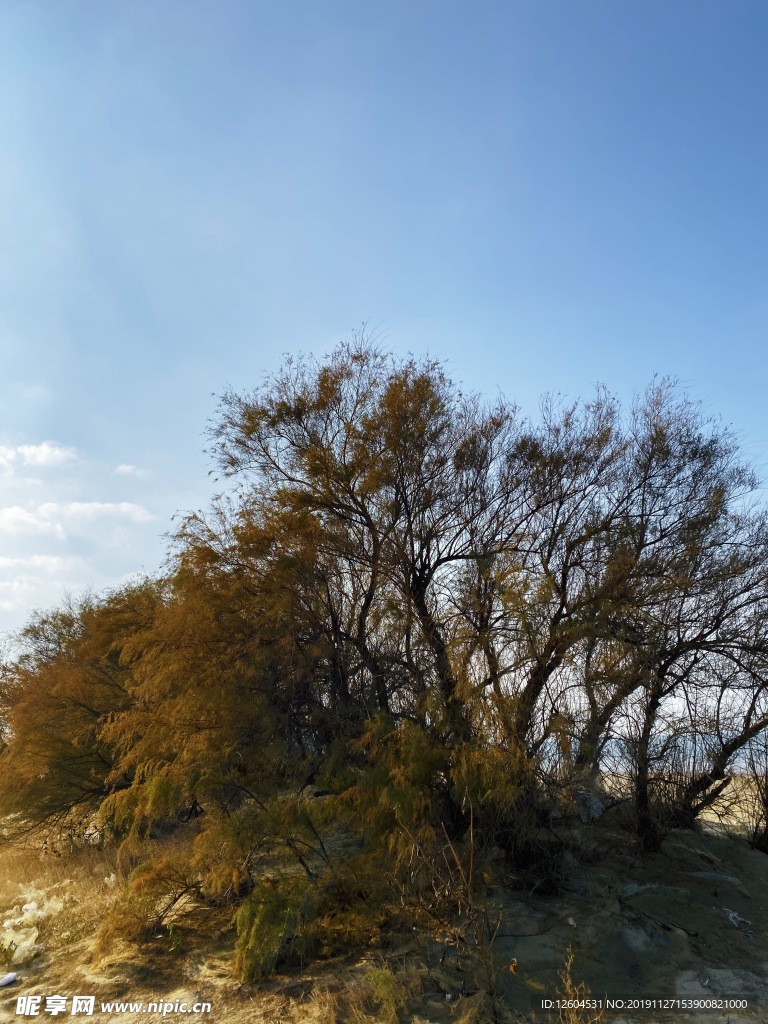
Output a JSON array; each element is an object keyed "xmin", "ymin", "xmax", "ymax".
[
  {"xmin": 208, "ymin": 344, "xmax": 768, "ymax": 849},
  {"xmin": 3, "ymin": 336, "xmax": 768, "ymax": 974},
  {"xmin": 0, "ymin": 583, "xmax": 160, "ymax": 837},
  {"xmin": 210, "ymin": 339, "xmax": 530, "ymax": 749}
]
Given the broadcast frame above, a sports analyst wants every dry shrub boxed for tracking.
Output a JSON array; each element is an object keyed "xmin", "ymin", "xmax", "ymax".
[
  {"xmin": 234, "ymin": 875, "xmax": 318, "ymax": 982},
  {"xmin": 0, "ymin": 936, "xmax": 15, "ymax": 967},
  {"xmin": 96, "ymin": 891, "xmax": 157, "ymax": 954},
  {"xmin": 304, "ymin": 965, "xmax": 422, "ymax": 1024},
  {"xmin": 554, "ymin": 946, "xmax": 605, "ymax": 1024},
  {"xmin": 302, "ymin": 987, "xmax": 339, "ymax": 1024},
  {"xmin": 344, "ymin": 964, "xmax": 422, "ymax": 1024},
  {"xmin": 96, "ymin": 847, "xmax": 200, "ymax": 955},
  {"xmin": 228, "ymin": 965, "xmax": 422, "ymax": 1024}
]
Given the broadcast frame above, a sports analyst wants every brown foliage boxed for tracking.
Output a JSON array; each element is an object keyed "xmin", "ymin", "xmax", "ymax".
[{"xmin": 3, "ymin": 337, "xmax": 768, "ymax": 980}]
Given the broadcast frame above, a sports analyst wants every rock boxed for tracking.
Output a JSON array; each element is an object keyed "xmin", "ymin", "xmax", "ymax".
[
  {"xmin": 686, "ymin": 870, "xmax": 750, "ymax": 896},
  {"xmin": 620, "ymin": 882, "xmax": 658, "ymax": 898},
  {"xmin": 574, "ymin": 790, "xmax": 606, "ymax": 822}
]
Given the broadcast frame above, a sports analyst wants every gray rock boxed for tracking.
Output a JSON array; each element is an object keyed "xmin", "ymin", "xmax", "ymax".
[{"xmin": 575, "ymin": 789, "xmax": 606, "ymax": 822}]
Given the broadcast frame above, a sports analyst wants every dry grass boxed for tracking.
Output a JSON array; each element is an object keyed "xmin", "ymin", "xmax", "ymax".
[
  {"xmin": 0, "ymin": 837, "xmax": 624, "ymax": 1023},
  {"xmin": 196, "ymin": 963, "xmax": 429, "ymax": 1024},
  {"xmin": 552, "ymin": 946, "xmax": 605, "ymax": 1024},
  {"xmin": 0, "ymin": 841, "xmax": 123, "ymax": 954}
]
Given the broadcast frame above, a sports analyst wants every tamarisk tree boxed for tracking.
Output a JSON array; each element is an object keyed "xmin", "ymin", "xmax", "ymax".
[{"xmin": 2, "ymin": 337, "xmax": 768, "ymax": 965}]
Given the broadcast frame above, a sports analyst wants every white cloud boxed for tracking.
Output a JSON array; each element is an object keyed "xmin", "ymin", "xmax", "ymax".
[
  {"xmin": 20, "ymin": 442, "xmax": 79, "ymax": 466},
  {"xmin": 115, "ymin": 463, "xmax": 149, "ymax": 478},
  {"xmin": 52, "ymin": 501, "xmax": 156, "ymax": 522},
  {"xmin": 0, "ymin": 501, "xmax": 156, "ymax": 539},
  {"xmin": 0, "ymin": 555, "xmax": 87, "ymax": 616},
  {"xmin": 0, "ymin": 440, "xmax": 168, "ymax": 636},
  {"xmin": 0, "ymin": 441, "xmax": 78, "ymax": 470},
  {"xmin": 0, "ymin": 505, "xmax": 65, "ymax": 538}
]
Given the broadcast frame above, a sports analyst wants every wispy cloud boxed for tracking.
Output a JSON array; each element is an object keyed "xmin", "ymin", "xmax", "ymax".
[
  {"xmin": 0, "ymin": 440, "xmax": 165, "ymax": 632},
  {"xmin": 55, "ymin": 500, "xmax": 156, "ymax": 522},
  {"xmin": 0, "ymin": 506, "xmax": 65, "ymax": 538},
  {"xmin": 115, "ymin": 463, "xmax": 150, "ymax": 478},
  {"xmin": 0, "ymin": 441, "xmax": 79, "ymax": 470},
  {"xmin": 0, "ymin": 501, "xmax": 156, "ymax": 538},
  {"xmin": 0, "ymin": 555, "xmax": 87, "ymax": 615}
]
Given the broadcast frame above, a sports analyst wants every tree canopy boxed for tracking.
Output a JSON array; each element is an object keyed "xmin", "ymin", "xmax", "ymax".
[{"xmin": 3, "ymin": 337, "xmax": 768, "ymax": 973}]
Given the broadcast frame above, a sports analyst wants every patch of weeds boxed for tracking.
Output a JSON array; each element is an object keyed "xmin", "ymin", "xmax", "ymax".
[
  {"xmin": 553, "ymin": 946, "xmax": 604, "ymax": 1024},
  {"xmin": 166, "ymin": 921, "xmax": 183, "ymax": 953},
  {"xmin": 0, "ymin": 938, "xmax": 17, "ymax": 967},
  {"xmin": 345, "ymin": 964, "xmax": 421, "ymax": 1024}
]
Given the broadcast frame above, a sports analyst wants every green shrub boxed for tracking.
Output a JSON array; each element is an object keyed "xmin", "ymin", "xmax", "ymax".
[{"xmin": 234, "ymin": 875, "xmax": 318, "ymax": 981}]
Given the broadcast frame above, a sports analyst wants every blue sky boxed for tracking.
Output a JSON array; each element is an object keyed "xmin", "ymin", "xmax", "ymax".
[{"xmin": 1, "ymin": 0, "xmax": 767, "ymax": 637}]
